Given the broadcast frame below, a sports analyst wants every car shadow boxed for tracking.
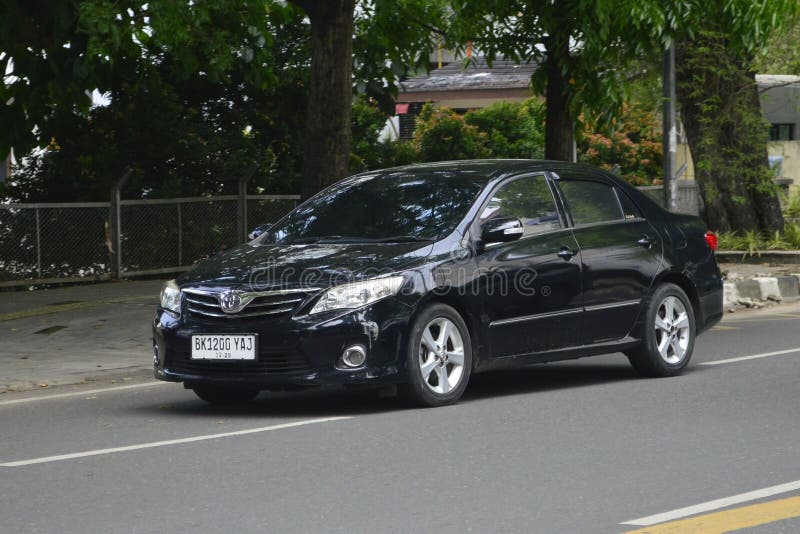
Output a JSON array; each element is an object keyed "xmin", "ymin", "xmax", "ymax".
[
  {"xmin": 132, "ymin": 357, "xmax": 708, "ymax": 418},
  {"xmin": 461, "ymin": 361, "xmax": 639, "ymax": 403}
]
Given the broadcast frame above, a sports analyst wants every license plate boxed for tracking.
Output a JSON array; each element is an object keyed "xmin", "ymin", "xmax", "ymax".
[{"xmin": 191, "ymin": 334, "xmax": 257, "ymax": 360}]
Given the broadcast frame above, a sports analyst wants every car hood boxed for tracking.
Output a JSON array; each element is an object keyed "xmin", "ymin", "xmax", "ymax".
[{"xmin": 177, "ymin": 241, "xmax": 434, "ymax": 289}]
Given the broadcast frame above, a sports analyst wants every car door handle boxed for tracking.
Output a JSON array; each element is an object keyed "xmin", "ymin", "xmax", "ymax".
[
  {"xmin": 637, "ymin": 235, "xmax": 657, "ymax": 249},
  {"xmin": 557, "ymin": 246, "xmax": 576, "ymax": 261}
]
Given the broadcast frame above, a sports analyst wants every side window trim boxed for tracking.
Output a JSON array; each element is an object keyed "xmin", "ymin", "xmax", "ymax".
[
  {"xmin": 546, "ymin": 171, "xmax": 573, "ymax": 227},
  {"xmin": 614, "ymin": 187, "xmax": 645, "ymax": 221},
  {"xmin": 544, "ymin": 175, "xmax": 570, "ymax": 229},
  {"xmin": 612, "ymin": 187, "xmax": 626, "ymax": 219}
]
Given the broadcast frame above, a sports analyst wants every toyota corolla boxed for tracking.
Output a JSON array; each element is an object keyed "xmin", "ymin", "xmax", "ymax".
[{"xmin": 152, "ymin": 160, "xmax": 723, "ymax": 406}]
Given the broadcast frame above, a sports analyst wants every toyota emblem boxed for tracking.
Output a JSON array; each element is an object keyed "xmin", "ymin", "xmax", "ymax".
[{"xmin": 218, "ymin": 290, "xmax": 246, "ymax": 313}]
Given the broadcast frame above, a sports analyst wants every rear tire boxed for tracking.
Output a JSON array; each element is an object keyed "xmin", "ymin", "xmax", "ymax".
[
  {"xmin": 192, "ymin": 385, "xmax": 260, "ymax": 405},
  {"xmin": 402, "ymin": 303, "xmax": 473, "ymax": 407},
  {"xmin": 626, "ymin": 283, "xmax": 695, "ymax": 377}
]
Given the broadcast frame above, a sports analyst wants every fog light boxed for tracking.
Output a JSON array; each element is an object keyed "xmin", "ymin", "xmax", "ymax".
[
  {"xmin": 153, "ymin": 342, "xmax": 160, "ymax": 366},
  {"xmin": 340, "ymin": 345, "xmax": 367, "ymax": 368}
]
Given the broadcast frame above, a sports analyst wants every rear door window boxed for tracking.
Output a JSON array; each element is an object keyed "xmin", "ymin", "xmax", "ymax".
[{"xmin": 558, "ymin": 180, "xmax": 623, "ymax": 225}]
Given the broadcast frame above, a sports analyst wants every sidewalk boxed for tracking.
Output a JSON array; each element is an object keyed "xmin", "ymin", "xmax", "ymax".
[{"xmin": 0, "ymin": 280, "xmax": 164, "ymax": 393}]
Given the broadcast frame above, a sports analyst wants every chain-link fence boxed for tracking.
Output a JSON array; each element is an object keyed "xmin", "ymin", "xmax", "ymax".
[{"xmin": 0, "ymin": 195, "xmax": 298, "ymax": 286}]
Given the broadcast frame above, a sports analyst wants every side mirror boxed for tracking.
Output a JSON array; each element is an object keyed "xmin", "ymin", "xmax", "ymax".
[
  {"xmin": 248, "ymin": 224, "xmax": 271, "ymax": 241},
  {"xmin": 480, "ymin": 217, "xmax": 524, "ymax": 244}
]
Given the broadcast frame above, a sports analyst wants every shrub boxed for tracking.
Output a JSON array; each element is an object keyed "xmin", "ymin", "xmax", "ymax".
[
  {"xmin": 378, "ymin": 140, "xmax": 420, "ymax": 168},
  {"xmin": 464, "ymin": 99, "xmax": 545, "ymax": 159},
  {"xmin": 578, "ymin": 104, "xmax": 663, "ymax": 185},
  {"xmin": 351, "ymin": 96, "xmax": 393, "ymax": 172},
  {"xmin": 413, "ymin": 104, "xmax": 489, "ymax": 162}
]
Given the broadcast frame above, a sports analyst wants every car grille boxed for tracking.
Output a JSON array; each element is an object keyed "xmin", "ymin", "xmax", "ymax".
[
  {"xmin": 166, "ymin": 349, "xmax": 313, "ymax": 375},
  {"xmin": 183, "ymin": 287, "xmax": 318, "ymax": 321}
]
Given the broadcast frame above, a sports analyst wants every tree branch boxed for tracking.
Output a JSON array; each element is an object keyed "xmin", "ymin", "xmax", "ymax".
[{"xmin": 390, "ymin": 3, "xmax": 447, "ymax": 39}]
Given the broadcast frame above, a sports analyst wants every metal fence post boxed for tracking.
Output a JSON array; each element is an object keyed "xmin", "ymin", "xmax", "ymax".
[
  {"xmin": 109, "ymin": 168, "xmax": 132, "ymax": 279},
  {"xmin": 238, "ymin": 164, "xmax": 258, "ymax": 243},
  {"xmin": 35, "ymin": 207, "xmax": 42, "ymax": 279},
  {"xmin": 177, "ymin": 202, "xmax": 182, "ymax": 267}
]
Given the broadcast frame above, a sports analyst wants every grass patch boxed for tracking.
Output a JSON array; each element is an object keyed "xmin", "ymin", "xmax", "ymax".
[{"xmin": 717, "ymin": 222, "xmax": 800, "ymax": 256}]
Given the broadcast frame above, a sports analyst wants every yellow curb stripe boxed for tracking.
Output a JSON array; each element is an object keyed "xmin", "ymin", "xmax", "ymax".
[
  {"xmin": 623, "ymin": 496, "xmax": 800, "ymax": 534},
  {"xmin": 0, "ymin": 295, "xmax": 155, "ymax": 322}
]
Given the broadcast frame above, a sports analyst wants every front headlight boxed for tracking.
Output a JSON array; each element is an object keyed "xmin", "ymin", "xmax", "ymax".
[
  {"xmin": 310, "ymin": 276, "xmax": 404, "ymax": 314},
  {"xmin": 160, "ymin": 279, "xmax": 182, "ymax": 314}
]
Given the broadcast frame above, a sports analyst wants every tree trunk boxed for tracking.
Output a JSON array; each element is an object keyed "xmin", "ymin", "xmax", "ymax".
[
  {"xmin": 543, "ymin": 35, "xmax": 575, "ymax": 162},
  {"xmin": 291, "ymin": 0, "xmax": 355, "ymax": 199},
  {"xmin": 676, "ymin": 30, "xmax": 783, "ymax": 233}
]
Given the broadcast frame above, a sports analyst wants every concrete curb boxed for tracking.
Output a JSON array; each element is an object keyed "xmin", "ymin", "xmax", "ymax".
[
  {"xmin": 723, "ymin": 274, "xmax": 800, "ymax": 309},
  {"xmin": 716, "ymin": 251, "xmax": 800, "ymax": 264}
]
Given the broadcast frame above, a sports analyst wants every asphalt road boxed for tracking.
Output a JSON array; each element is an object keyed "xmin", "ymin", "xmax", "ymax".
[{"xmin": 2, "ymin": 303, "xmax": 800, "ymax": 533}]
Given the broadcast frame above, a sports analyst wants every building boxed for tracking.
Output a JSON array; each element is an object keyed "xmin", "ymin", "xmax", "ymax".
[
  {"xmin": 677, "ymin": 75, "xmax": 800, "ymax": 190},
  {"xmin": 391, "ymin": 60, "xmax": 797, "ymax": 197},
  {"xmin": 394, "ymin": 57, "xmax": 537, "ymax": 139}
]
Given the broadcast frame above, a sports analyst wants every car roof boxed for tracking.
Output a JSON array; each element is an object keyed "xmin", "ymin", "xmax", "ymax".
[
  {"xmin": 375, "ymin": 159, "xmax": 667, "ymax": 219},
  {"xmin": 379, "ymin": 159, "xmax": 629, "ymax": 183},
  {"xmin": 380, "ymin": 159, "xmax": 550, "ymax": 182}
]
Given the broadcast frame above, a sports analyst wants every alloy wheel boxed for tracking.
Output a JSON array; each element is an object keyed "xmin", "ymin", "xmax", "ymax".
[
  {"xmin": 418, "ymin": 317, "xmax": 465, "ymax": 394},
  {"xmin": 654, "ymin": 296, "xmax": 691, "ymax": 365}
]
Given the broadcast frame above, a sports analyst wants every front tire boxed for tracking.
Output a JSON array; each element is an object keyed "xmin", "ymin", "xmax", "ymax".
[
  {"xmin": 192, "ymin": 385, "xmax": 260, "ymax": 405},
  {"xmin": 626, "ymin": 283, "xmax": 696, "ymax": 377},
  {"xmin": 402, "ymin": 303, "xmax": 473, "ymax": 407}
]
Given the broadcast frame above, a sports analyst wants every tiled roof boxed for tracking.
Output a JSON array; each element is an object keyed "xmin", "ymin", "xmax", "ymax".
[{"xmin": 400, "ymin": 57, "xmax": 538, "ymax": 93}]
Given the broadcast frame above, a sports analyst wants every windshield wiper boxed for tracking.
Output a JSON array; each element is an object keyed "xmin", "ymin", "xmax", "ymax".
[
  {"xmin": 371, "ymin": 235, "xmax": 434, "ymax": 243},
  {"xmin": 288, "ymin": 235, "xmax": 347, "ymax": 244},
  {"xmin": 288, "ymin": 235, "xmax": 433, "ymax": 244}
]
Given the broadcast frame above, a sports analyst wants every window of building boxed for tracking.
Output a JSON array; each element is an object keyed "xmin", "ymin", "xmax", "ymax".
[
  {"xmin": 769, "ymin": 123, "xmax": 795, "ymax": 141},
  {"xmin": 398, "ymin": 102, "xmax": 426, "ymax": 140}
]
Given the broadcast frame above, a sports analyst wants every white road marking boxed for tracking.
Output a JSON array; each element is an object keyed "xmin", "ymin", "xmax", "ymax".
[
  {"xmin": 700, "ymin": 347, "xmax": 800, "ymax": 366},
  {"xmin": 0, "ymin": 416, "xmax": 351, "ymax": 467},
  {"xmin": 0, "ymin": 381, "xmax": 170, "ymax": 406},
  {"xmin": 622, "ymin": 479, "xmax": 800, "ymax": 526}
]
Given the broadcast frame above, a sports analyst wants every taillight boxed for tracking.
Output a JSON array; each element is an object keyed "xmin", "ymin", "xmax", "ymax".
[{"xmin": 705, "ymin": 231, "xmax": 718, "ymax": 251}]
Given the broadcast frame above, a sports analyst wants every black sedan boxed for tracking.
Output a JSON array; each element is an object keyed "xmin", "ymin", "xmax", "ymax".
[{"xmin": 152, "ymin": 160, "xmax": 723, "ymax": 407}]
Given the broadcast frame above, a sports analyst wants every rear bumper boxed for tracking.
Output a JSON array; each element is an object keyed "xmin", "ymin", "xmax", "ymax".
[{"xmin": 697, "ymin": 286, "xmax": 723, "ymax": 334}]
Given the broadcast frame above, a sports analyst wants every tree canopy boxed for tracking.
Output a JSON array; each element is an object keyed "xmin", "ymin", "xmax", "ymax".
[
  {"xmin": 2, "ymin": 0, "xmax": 800, "ymax": 234},
  {"xmin": 445, "ymin": 0, "xmax": 674, "ymax": 160}
]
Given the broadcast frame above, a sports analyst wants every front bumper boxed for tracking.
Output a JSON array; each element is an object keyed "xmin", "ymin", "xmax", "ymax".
[{"xmin": 152, "ymin": 298, "xmax": 414, "ymax": 389}]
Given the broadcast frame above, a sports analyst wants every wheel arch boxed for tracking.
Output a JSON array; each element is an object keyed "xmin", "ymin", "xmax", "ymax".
[
  {"xmin": 413, "ymin": 292, "xmax": 484, "ymax": 370},
  {"xmin": 652, "ymin": 270, "xmax": 701, "ymax": 321}
]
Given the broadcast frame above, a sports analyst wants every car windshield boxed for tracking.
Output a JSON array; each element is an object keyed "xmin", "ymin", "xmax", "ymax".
[{"xmin": 261, "ymin": 170, "xmax": 487, "ymax": 244}]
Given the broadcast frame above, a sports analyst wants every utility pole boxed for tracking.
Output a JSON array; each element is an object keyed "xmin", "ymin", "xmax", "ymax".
[{"xmin": 662, "ymin": 44, "xmax": 679, "ymax": 212}]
